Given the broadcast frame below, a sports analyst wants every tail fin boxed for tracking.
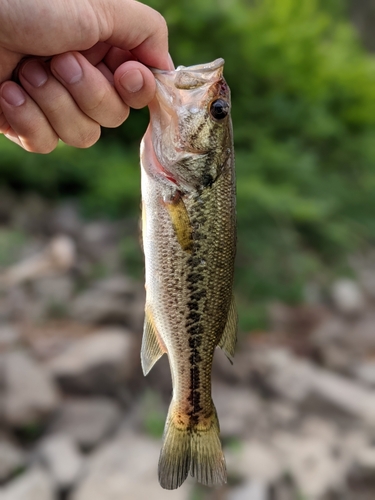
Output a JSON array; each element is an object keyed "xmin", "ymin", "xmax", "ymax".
[{"xmin": 158, "ymin": 403, "xmax": 226, "ymax": 490}]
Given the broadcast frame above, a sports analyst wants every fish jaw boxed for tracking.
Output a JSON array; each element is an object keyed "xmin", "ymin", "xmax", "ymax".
[{"xmin": 147, "ymin": 58, "xmax": 232, "ymax": 193}]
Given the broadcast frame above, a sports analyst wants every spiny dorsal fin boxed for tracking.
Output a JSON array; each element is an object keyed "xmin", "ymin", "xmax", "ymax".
[
  {"xmin": 218, "ymin": 295, "xmax": 237, "ymax": 363},
  {"xmin": 141, "ymin": 308, "xmax": 166, "ymax": 375}
]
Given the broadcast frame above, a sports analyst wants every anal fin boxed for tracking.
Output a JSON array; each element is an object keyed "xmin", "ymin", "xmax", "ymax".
[
  {"xmin": 141, "ymin": 308, "xmax": 166, "ymax": 375},
  {"xmin": 218, "ymin": 295, "xmax": 237, "ymax": 363}
]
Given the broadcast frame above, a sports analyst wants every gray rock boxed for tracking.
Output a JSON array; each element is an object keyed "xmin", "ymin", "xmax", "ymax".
[
  {"xmin": 228, "ymin": 480, "xmax": 269, "ymax": 500},
  {"xmin": 353, "ymin": 252, "xmax": 375, "ymax": 300},
  {"xmin": 300, "ymin": 417, "xmax": 339, "ymax": 446},
  {"xmin": 213, "ymin": 383, "xmax": 262, "ymax": 437},
  {"xmin": 213, "ymin": 343, "xmax": 253, "ymax": 384},
  {"xmin": 263, "ymin": 349, "xmax": 313, "ymax": 403},
  {"xmin": 37, "ymin": 434, "xmax": 83, "ymax": 491},
  {"xmin": 0, "ymin": 325, "xmax": 20, "ymax": 350},
  {"xmin": 12, "ymin": 194, "xmax": 50, "ymax": 233},
  {"xmin": 71, "ymin": 276, "xmax": 143, "ymax": 326},
  {"xmin": 0, "ymin": 468, "xmax": 55, "ymax": 500},
  {"xmin": 268, "ymin": 402, "xmax": 299, "ymax": 428},
  {"xmin": 268, "ymin": 301, "xmax": 326, "ymax": 335},
  {"xmin": 311, "ymin": 314, "xmax": 375, "ymax": 369},
  {"xmin": 1, "ymin": 350, "xmax": 60, "ymax": 427},
  {"xmin": 311, "ymin": 367, "xmax": 375, "ymax": 423},
  {"xmin": 0, "ymin": 236, "xmax": 75, "ymax": 287},
  {"xmin": 360, "ymin": 270, "xmax": 375, "ymax": 300},
  {"xmin": 82, "ymin": 222, "xmax": 118, "ymax": 247},
  {"xmin": 273, "ymin": 431, "xmax": 346, "ymax": 498},
  {"xmin": 50, "ymin": 398, "xmax": 121, "ymax": 450},
  {"xmin": 33, "ymin": 276, "xmax": 74, "ymax": 306},
  {"xmin": 97, "ymin": 276, "xmax": 139, "ymax": 297},
  {"xmin": 46, "ymin": 203, "xmax": 82, "ymax": 238},
  {"xmin": 354, "ymin": 362, "xmax": 375, "ymax": 387},
  {"xmin": 270, "ymin": 479, "xmax": 299, "ymax": 500},
  {"xmin": 71, "ymin": 431, "xmax": 192, "ymax": 500},
  {"xmin": 81, "ymin": 223, "xmax": 122, "ymax": 266},
  {"xmin": 0, "ymin": 439, "xmax": 26, "ymax": 482},
  {"xmin": 45, "ymin": 328, "xmax": 136, "ymax": 394},
  {"xmin": 355, "ymin": 445, "xmax": 375, "ymax": 472},
  {"xmin": 318, "ymin": 344, "xmax": 353, "ymax": 373},
  {"xmin": 331, "ymin": 279, "xmax": 366, "ymax": 316},
  {"xmin": 263, "ymin": 348, "xmax": 375, "ymax": 423},
  {"xmin": 349, "ymin": 313, "xmax": 375, "ymax": 354},
  {"xmin": 227, "ymin": 440, "xmax": 282, "ymax": 483},
  {"xmin": 310, "ymin": 317, "xmax": 347, "ymax": 346},
  {"xmin": 341, "ymin": 430, "xmax": 369, "ymax": 461}
]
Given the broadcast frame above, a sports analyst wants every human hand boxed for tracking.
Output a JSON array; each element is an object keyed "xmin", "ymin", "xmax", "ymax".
[{"xmin": 0, "ymin": 0, "xmax": 172, "ymax": 153}]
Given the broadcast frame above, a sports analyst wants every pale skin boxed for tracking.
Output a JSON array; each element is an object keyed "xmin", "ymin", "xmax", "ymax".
[{"xmin": 0, "ymin": 0, "xmax": 173, "ymax": 153}]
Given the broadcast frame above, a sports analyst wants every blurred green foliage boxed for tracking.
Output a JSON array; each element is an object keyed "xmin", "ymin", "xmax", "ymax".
[
  {"xmin": 1, "ymin": 0, "xmax": 375, "ymax": 330},
  {"xmin": 140, "ymin": 390, "xmax": 165, "ymax": 438},
  {"xmin": 0, "ymin": 137, "xmax": 141, "ymax": 216},
  {"xmin": 0, "ymin": 228, "xmax": 27, "ymax": 266}
]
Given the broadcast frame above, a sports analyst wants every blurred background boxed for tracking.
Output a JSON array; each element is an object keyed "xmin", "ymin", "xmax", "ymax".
[{"xmin": 1, "ymin": 0, "xmax": 375, "ymax": 499}]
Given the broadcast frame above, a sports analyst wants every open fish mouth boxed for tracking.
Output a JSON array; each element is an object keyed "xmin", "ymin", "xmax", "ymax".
[
  {"xmin": 150, "ymin": 59, "xmax": 225, "ymax": 93},
  {"xmin": 146, "ymin": 59, "xmax": 230, "ymax": 185},
  {"xmin": 150, "ymin": 58, "xmax": 225, "ymax": 75}
]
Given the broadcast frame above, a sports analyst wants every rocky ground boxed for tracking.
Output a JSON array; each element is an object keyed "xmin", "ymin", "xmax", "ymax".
[{"xmin": 1, "ymin": 193, "xmax": 375, "ymax": 500}]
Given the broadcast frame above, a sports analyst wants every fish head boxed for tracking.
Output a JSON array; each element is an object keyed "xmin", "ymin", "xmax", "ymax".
[{"xmin": 144, "ymin": 58, "xmax": 232, "ymax": 193}]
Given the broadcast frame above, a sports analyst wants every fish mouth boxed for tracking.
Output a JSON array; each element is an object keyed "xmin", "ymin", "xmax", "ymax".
[
  {"xmin": 146, "ymin": 59, "xmax": 229, "ymax": 190},
  {"xmin": 150, "ymin": 58, "xmax": 225, "ymax": 75},
  {"xmin": 149, "ymin": 58, "xmax": 227, "ymax": 119}
]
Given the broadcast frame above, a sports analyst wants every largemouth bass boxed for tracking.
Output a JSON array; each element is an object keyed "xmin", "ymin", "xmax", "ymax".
[{"xmin": 140, "ymin": 58, "xmax": 236, "ymax": 490}]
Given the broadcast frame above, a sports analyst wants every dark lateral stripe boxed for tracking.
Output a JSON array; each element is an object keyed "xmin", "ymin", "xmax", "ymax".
[{"xmin": 184, "ymin": 196, "xmax": 209, "ymax": 427}]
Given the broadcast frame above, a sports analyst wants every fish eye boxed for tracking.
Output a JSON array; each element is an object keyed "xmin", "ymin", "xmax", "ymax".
[{"xmin": 209, "ymin": 99, "xmax": 229, "ymax": 120}]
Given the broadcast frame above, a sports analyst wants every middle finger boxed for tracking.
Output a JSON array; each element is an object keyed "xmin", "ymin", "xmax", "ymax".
[{"xmin": 19, "ymin": 59, "xmax": 101, "ymax": 148}]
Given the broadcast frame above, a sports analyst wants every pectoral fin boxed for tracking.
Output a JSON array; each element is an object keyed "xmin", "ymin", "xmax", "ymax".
[
  {"xmin": 141, "ymin": 308, "xmax": 166, "ymax": 375},
  {"xmin": 164, "ymin": 192, "xmax": 193, "ymax": 253},
  {"xmin": 218, "ymin": 295, "xmax": 237, "ymax": 363}
]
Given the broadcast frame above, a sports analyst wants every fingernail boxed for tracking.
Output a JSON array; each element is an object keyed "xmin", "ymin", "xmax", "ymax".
[
  {"xmin": 120, "ymin": 69, "xmax": 144, "ymax": 93},
  {"xmin": 21, "ymin": 60, "xmax": 48, "ymax": 88},
  {"xmin": 1, "ymin": 83, "xmax": 26, "ymax": 107},
  {"xmin": 53, "ymin": 54, "xmax": 83, "ymax": 84}
]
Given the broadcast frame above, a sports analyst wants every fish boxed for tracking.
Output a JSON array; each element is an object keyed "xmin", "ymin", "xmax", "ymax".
[{"xmin": 140, "ymin": 58, "xmax": 237, "ymax": 490}]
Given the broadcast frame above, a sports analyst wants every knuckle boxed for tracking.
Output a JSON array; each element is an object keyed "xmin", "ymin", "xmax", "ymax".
[
  {"xmin": 47, "ymin": 99, "xmax": 66, "ymax": 116},
  {"xmin": 70, "ymin": 124, "xmax": 101, "ymax": 149},
  {"xmin": 108, "ymin": 106, "xmax": 130, "ymax": 127},
  {"xmin": 85, "ymin": 88, "xmax": 108, "ymax": 114},
  {"xmin": 82, "ymin": 88, "xmax": 130, "ymax": 127},
  {"xmin": 153, "ymin": 10, "xmax": 168, "ymax": 36},
  {"xmin": 25, "ymin": 119, "xmax": 49, "ymax": 139}
]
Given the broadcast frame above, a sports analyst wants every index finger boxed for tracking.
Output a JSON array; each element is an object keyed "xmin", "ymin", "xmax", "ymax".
[{"xmin": 97, "ymin": 0, "xmax": 172, "ymax": 71}]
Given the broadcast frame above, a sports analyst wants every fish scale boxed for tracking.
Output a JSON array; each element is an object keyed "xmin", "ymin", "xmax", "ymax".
[{"xmin": 140, "ymin": 58, "xmax": 237, "ymax": 490}]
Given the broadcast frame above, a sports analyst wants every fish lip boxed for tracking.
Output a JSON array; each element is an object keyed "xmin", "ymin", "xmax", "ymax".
[{"xmin": 150, "ymin": 58, "xmax": 225, "ymax": 75}]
